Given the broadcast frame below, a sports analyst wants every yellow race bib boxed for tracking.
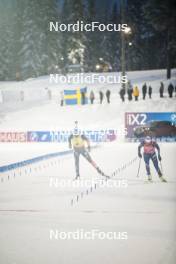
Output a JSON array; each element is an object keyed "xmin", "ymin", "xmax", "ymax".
[{"xmin": 71, "ymin": 136, "xmax": 85, "ymax": 148}]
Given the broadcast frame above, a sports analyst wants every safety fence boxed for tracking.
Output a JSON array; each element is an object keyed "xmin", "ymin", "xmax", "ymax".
[
  {"xmin": 0, "ymin": 150, "xmax": 72, "ymax": 182},
  {"xmin": 0, "ymin": 145, "xmax": 100, "ymax": 182},
  {"xmin": 70, "ymin": 156, "xmax": 138, "ymax": 206}
]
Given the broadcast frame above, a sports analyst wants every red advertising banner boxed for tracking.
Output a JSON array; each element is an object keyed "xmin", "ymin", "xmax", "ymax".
[{"xmin": 0, "ymin": 132, "xmax": 27, "ymax": 142}]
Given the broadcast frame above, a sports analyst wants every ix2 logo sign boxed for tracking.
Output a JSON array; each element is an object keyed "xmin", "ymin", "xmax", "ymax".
[
  {"xmin": 126, "ymin": 113, "xmax": 147, "ymax": 126},
  {"xmin": 125, "ymin": 112, "xmax": 176, "ymax": 142}
]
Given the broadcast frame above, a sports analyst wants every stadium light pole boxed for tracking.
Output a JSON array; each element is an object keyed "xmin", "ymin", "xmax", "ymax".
[
  {"xmin": 120, "ymin": 0, "xmax": 126, "ymax": 91},
  {"xmin": 120, "ymin": 0, "xmax": 131, "ymax": 92},
  {"xmin": 121, "ymin": 27, "xmax": 132, "ymax": 91}
]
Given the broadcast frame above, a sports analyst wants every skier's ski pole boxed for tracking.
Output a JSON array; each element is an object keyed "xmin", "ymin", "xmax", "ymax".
[
  {"xmin": 136, "ymin": 158, "xmax": 141, "ymax": 177},
  {"xmin": 159, "ymin": 161, "xmax": 163, "ymax": 174}
]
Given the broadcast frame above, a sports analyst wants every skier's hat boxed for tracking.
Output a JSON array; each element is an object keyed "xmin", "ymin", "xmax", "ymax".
[
  {"xmin": 73, "ymin": 128, "xmax": 81, "ymax": 136},
  {"xmin": 144, "ymin": 135, "xmax": 152, "ymax": 143}
]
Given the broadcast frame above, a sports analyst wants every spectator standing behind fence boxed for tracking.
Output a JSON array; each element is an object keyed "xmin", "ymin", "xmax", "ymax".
[
  {"xmin": 89, "ymin": 90, "xmax": 95, "ymax": 104},
  {"xmin": 148, "ymin": 86, "xmax": 152, "ymax": 99},
  {"xmin": 119, "ymin": 88, "xmax": 125, "ymax": 102},
  {"xmin": 48, "ymin": 88, "xmax": 52, "ymax": 100},
  {"xmin": 159, "ymin": 82, "xmax": 164, "ymax": 98},
  {"xmin": 142, "ymin": 83, "xmax": 147, "ymax": 100},
  {"xmin": 60, "ymin": 90, "xmax": 64, "ymax": 106},
  {"xmin": 106, "ymin": 90, "xmax": 111, "ymax": 103},
  {"xmin": 127, "ymin": 81, "xmax": 133, "ymax": 101},
  {"xmin": 168, "ymin": 83, "xmax": 174, "ymax": 98},
  {"xmin": 99, "ymin": 91, "xmax": 104, "ymax": 104},
  {"xmin": 20, "ymin": 90, "xmax": 24, "ymax": 101},
  {"xmin": 133, "ymin": 86, "xmax": 139, "ymax": 101},
  {"xmin": 81, "ymin": 90, "xmax": 86, "ymax": 105}
]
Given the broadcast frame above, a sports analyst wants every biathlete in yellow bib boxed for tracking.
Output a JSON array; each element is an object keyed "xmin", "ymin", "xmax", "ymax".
[{"xmin": 68, "ymin": 128, "xmax": 108, "ymax": 180}]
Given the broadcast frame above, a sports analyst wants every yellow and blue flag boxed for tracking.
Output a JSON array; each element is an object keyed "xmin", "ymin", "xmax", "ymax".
[{"xmin": 64, "ymin": 87, "xmax": 88, "ymax": 105}]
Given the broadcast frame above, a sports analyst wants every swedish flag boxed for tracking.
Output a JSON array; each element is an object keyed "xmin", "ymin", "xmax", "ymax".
[{"xmin": 64, "ymin": 87, "xmax": 88, "ymax": 105}]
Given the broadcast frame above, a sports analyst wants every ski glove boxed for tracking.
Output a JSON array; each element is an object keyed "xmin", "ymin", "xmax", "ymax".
[
  {"xmin": 138, "ymin": 152, "xmax": 142, "ymax": 158},
  {"xmin": 158, "ymin": 154, "xmax": 162, "ymax": 161}
]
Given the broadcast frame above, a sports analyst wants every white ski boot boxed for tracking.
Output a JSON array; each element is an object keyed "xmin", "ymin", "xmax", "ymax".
[
  {"xmin": 148, "ymin": 174, "xmax": 153, "ymax": 182},
  {"xmin": 74, "ymin": 174, "xmax": 80, "ymax": 180},
  {"xmin": 158, "ymin": 171, "xmax": 167, "ymax": 182},
  {"xmin": 159, "ymin": 176, "xmax": 167, "ymax": 182}
]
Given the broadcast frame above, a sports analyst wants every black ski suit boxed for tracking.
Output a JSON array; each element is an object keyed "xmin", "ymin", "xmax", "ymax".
[
  {"xmin": 159, "ymin": 82, "xmax": 164, "ymax": 98},
  {"xmin": 99, "ymin": 91, "xmax": 104, "ymax": 104},
  {"xmin": 168, "ymin": 83, "xmax": 174, "ymax": 98},
  {"xmin": 106, "ymin": 90, "xmax": 111, "ymax": 103},
  {"xmin": 142, "ymin": 83, "xmax": 147, "ymax": 100},
  {"xmin": 120, "ymin": 88, "xmax": 125, "ymax": 102},
  {"xmin": 148, "ymin": 86, "xmax": 152, "ymax": 99}
]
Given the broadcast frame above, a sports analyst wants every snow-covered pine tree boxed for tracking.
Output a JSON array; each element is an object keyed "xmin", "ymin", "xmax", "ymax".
[
  {"xmin": 105, "ymin": 3, "xmax": 121, "ymax": 71},
  {"xmin": 12, "ymin": 1, "xmax": 26, "ymax": 81},
  {"xmin": 39, "ymin": 0, "xmax": 61, "ymax": 75},
  {"xmin": 84, "ymin": 0, "xmax": 101, "ymax": 72},
  {"xmin": 0, "ymin": 1, "xmax": 14, "ymax": 80},
  {"xmin": 19, "ymin": 0, "xmax": 43, "ymax": 79},
  {"xmin": 126, "ymin": 0, "xmax": 166, "ymax": 72},
  {"xmin": 69, "ymin": 0, "xmax": 86, "ymax": 66},
  {"xmin": 124, "ymin": 0, "xmax": 144, "ymax": 71},
  {"xmin": 143, "ymin": 0, "xmax": 176, "ymax": 79},
  {"xmin": 61, "ymin": 0, "xmax": 86, "ymax": 68},
  {"xmin": 59, "ymin": 0, "xmax": 71, "ymax": 71}
]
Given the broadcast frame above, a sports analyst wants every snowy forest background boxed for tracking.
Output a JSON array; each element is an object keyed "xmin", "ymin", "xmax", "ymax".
[{"xmin": 0, "ymin": 0, "xmax": 176, "ymax": 81}]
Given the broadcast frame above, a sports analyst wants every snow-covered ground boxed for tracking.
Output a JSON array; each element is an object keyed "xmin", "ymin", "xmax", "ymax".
[
  {"xmin": 0, "ymin": 70, "xmax": 176, "ymax": 264},
  {"xmin": 0, "ymin": 142, "xmax": 176, "ymax": 264}
]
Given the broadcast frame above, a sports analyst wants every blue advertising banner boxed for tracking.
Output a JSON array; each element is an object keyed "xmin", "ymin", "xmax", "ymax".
[
  {"xmin": 27, "ymin": 130, "xmax": 116, "ymax": 143},
  {"xmin": 27, "ymin": 131, "xmax": 51, "ymax": 142},
  {"xmin": 0, "ymin": 130, "xmax": 117, "ymax": 143},
  {"xmin": 125, "ymin": 112, "xmax": 176, "ymax": 142}
]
